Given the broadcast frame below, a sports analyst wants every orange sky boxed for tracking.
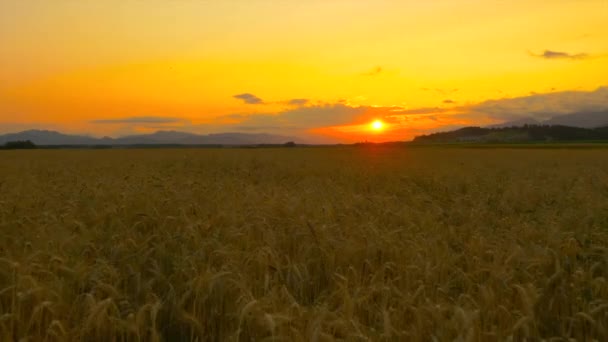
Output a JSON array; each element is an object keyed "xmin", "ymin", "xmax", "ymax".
[{"xmin": 1, "ymin": 0, "xmax": 607, "ymax": 142}]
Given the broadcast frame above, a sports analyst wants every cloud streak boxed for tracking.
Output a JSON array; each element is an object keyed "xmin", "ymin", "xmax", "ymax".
[
  {"xmin": 391, "ymin": 107, "xmax": 454, "ymax": 115},
  {"xmin": 362, "ymin": 66, "xmax": 383, "ymax": 76},
  {"xmin": 229, "ymin": 104, "xmax": 367, "ymax": 131},
  {"xmin": 233, "ymin": 93, "xmax": 264, "ymax": 104},
  {"xmin": 531, "ymin": 50, "xmax": 589, "ymax": 60},
  {"xmin": 91, "ymin": 116, "xmax": 183, "ymax": 124},
  {"xmin": 286, "ymin": 98, "xmax": 309, "ymax": 106}
]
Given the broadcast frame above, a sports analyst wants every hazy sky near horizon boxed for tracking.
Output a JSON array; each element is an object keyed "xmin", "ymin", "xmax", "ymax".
[{"xmin": 1, "ymin": 0, "xmax": 607, "ymax": 142}]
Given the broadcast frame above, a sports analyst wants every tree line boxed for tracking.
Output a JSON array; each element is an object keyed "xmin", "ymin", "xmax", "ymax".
[
  {"xmin": 413, "ymin": 125, "xmax": 608, "ymax": 143},
  {"xmin": 1, "ymin": 140, "xmax": 38, "ymax": 149}
]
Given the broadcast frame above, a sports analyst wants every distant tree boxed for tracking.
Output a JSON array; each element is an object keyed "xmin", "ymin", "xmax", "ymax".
[
  {"xmin": 283, "ymin": 141, "xmax": 296, "ymax": 147},
  {"xmin": 3, "ymin": 140, "xmax": 37, "ymax": 149},
  {"xmin": 594, "ymin": 126, "xmax": 608, "ymax": 139},
  {"xmin": 413, "ymin": 124, "xmax": 608, "ymax": 143}
]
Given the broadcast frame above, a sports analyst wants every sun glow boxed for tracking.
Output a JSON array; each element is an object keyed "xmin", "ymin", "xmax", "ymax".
[{"xmin": 371, "ymin": 120, "xmax": 384, "ymax": 131}]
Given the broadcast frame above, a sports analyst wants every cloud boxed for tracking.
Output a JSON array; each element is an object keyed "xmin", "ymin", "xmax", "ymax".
[
  {"xmin": 531, "ymin": 50, "xmax": 589, "ymax": 60},
  {"xmin": 468, "ymin": 86, "xmax": 608, "ymax": 121},
  {"xmin": 233, "ymin": 104, "xmax": 367, "ymax": 131},
  {"xmin": 391, "ymin": 107, "xmax": 453, "ymax": 115},
  {"xmin": 215, "ymin": 103, "xmax": 417, "ymax": 133},
  {"xmin": 91, "ymin": 116, "xmax": 183, "ymax": 124},
  {"xmin": 233, "ymin": 93, "xmax": 264, "ymax": 104},
  {"xmin": 443, "ymin": 99, "xmax": 456, "ymax": 104},
  {"xmin": 286, "ymin": 98, "xmax": 309, "ymax": 106},
  {"xmin": 362, "ymin": 66, "xmax": 383, "ymax": 76}
]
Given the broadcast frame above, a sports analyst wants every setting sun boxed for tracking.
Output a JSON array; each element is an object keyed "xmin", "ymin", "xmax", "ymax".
[{"xmin": 371, "ymin": 120, "xmax": 384, "ymax": 131}]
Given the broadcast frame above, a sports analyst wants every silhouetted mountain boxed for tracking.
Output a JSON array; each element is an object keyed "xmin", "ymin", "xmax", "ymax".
[
  {"xmin": 0, "ymin": 130, "xmax": 303, "ymax": 146},
  {"xmin": 0, "ymin": 130, "xmax": 102, "ymax": 145},
  {"xmin": 113, "ymin": 131, "xmax": 202, "ymax": 145},
  {"xmin": 413, "ymin": 125, "xmax": 608, "ymax": 143}
]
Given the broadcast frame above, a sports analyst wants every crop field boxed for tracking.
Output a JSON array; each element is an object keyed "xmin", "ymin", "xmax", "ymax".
[{"xmin": 1, "ymin": 147, "xmax": 608, "ymax": 341}]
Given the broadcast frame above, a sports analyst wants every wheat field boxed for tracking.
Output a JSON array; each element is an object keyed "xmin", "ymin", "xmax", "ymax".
[{"xmin": 1, "ymin": 147, "xmax": 607, "ymax": 341}]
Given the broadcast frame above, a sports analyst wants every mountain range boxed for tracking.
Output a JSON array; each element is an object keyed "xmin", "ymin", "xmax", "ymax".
[{"xmin": 0, "ymin": 130, "xmax": 302, "ymax": 146}]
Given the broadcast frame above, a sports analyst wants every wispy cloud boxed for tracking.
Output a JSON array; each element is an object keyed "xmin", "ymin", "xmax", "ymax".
[
  {"xmin": 230, "ymin": 104, "xmax": 367, "ymax": 131},
  {"xmin": 286, "ymin": 98, "xmax": 310, "ymax": 106},
  {"xmin": 233, "ymin": 93, "xmax": 264, "ymax": 104},
  {"xmin": 391, "ymin": 107, "xmax": 453, "ymax": 115},
  {"xmin": 420, "ymin": 87, "xmax": 460, "ymax": 95},
  {"xmin": 91, "ymin": 116, "xmax": 183, "ymax": 124},
  {"xmin": 362, "ymin": 66, "xmax": 383, "ymax": 76},
  {"xmin": 530, "ymin": 49, "xmax": 589, "ymax": 60}
]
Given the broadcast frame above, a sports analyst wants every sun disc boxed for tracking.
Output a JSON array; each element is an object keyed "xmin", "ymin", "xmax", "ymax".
[{"xmin": 371, "ymin": 120, "xmax": 384, "ymax": 131}]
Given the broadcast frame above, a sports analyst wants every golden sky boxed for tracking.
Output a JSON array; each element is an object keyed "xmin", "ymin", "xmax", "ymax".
[{"xmin": 1, "ymin": 0, "xmax": 607, "ymax": 142}]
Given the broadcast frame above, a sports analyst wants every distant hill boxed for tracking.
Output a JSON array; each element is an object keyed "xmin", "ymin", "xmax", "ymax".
[
  {"xmin": 0, "ymin": 130, "xmax": 103, "ymax": 145},
  {"xmin": 423, "ymin": 110, "xmax": 608, "ymax": 143},
  {"xmin": 0, "ymin": 130, "xmax": 303, "ymax": 146},
  {"xmin": 413, "ymin": 125, "xmax": 608, "ymax": 143}
]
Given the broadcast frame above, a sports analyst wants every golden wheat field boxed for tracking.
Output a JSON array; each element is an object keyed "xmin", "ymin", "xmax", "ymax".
[{"xmin": 1, "ymin": 147, "xmax": 608, "ymax": 341}]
